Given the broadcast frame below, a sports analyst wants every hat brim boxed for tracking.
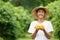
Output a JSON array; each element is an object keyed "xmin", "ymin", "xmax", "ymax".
[{"xmin": 31, "ymin": 6, "xmax": 50, "ymax": 18}]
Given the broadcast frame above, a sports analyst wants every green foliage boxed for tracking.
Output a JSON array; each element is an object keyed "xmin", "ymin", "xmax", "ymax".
[
  {"xmin": 11, "ymin": 0, "xmax": 56, "ymax": 6},
  {"xmin": 9, "ymin": 0, "xmax": 56, "ymax": 9},
  {"xmin": 13, "ymin": 6, "xmax": 33, "ymax": 38},
  {"xmin": 0, "ymin": 37, "xmax": 4, "ymax": 40},
  {"xmin": 46, "ymin": 0, "xmax": 60, "ymax": 39},
  {"xmin": 8, "ymin": 0, "xmax": 58, "ymax": 14},
  {"xmin": 0, "ymin": 1, "xmax": 16, "ymax": 40},
  {"xmin": 0, "ymin": 1, "xmax": 34, "ymax": 40},
  {"xmin": 2, "ymin": 0, "xmax": 8, "ymax": 2}
]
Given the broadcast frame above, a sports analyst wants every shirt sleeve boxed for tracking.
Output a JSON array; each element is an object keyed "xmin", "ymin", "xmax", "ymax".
[
  {"xmin": 28, "ymin": 22, "xmax": 35, "ymax": 33},
  {"xmin": 45, "ymin": 21, "xmax": 54, "ymax": 32}
]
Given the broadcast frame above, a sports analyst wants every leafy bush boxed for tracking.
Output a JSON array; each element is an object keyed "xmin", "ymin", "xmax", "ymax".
[
  {"xmin": 0, "ymin": 1, "xmax": 16, "ymax": 40},
  {"xmin": 0, "ymin": 37, "xmax": 4, "ymax": 40},
  {"xmin": 0, "ymin": 1, "xmax": 34, "ymax": 40},
  {"xmin": 13, "ymin": 6, "xmax": 34, "ymax": 38},
  {"xmin": 46, "ymin": 0, "xmax": 60, "ymax": 39}
]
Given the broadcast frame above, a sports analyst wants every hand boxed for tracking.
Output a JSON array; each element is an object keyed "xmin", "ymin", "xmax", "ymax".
[
  {"xmin": 36, "ymin": 27, "xmax": 45, "ymax": 31},
  {"xmin": 35, "ymin": 24, "xmax": 45, "ymax": 31}
]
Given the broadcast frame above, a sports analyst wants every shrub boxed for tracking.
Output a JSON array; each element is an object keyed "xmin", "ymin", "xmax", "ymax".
[
  {"xmin": 46, "ymin": 0, "xmax": 60, "ymax": 39},
  {"xmin": 0, "ymin": 1, "xmax": 34, "ymax": 40}
]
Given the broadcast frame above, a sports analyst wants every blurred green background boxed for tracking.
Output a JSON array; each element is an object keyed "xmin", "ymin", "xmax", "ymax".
[{"xmin": 0, "ymin": 0, "xmax": 60, "ymax": 40}]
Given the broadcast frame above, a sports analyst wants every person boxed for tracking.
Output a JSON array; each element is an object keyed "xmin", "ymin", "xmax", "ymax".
[{"xmin": 28, "ymin": 6, "xmax": 54, "ymax": 40}]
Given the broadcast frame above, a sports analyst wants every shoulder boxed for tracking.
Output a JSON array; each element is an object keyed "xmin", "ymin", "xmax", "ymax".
[
  {"xmin": 29, "ymin": 20, "xmax": 37, "ymax": 26},
  {"xmin": 44, "ymin": 20, "xmax": 53, "ymax": 28},
  {"xmin": 44, "ymin": 20, "xmax": 52, "ymax": 24},
  {"xmin": 31, "ymin": 20, "xmax": 37, "ymax": 24}
]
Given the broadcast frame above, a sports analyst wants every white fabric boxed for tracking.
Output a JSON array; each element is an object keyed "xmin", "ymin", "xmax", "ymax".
[{"xmin": 28, "ymin": 20, "xmax": 54, "ymax": 40}]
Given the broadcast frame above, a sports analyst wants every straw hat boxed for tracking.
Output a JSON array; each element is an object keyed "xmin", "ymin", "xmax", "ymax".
[{"xmin": 31, "ymin": 6, "xmax": 50, "ymax": 18}]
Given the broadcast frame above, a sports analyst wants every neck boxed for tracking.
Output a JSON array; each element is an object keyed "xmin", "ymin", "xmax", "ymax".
[{"xmin": 37, "ymin": 18, "xmax": 44, "ymax": 23}]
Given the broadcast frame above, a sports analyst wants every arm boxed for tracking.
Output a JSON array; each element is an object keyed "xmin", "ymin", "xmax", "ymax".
[
  {"xmin": 31, "ymin": 28, "xmax": 52, "ymax": 39},
  {"xmin": 31, "ymin": 29, "xmax": 39, "ymax": 39},
  {"xmin": 43, "ymin": 22, "xmax": 53, "ymax": 39},
  {"xmin": 43, "ymin": 29, "xmax": 52, "ymax": 39}
]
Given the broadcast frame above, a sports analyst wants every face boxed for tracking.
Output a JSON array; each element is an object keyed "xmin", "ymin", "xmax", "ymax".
[{"xmin": 37, "ymin": 9, "xmax": 45, "ymax": 19}]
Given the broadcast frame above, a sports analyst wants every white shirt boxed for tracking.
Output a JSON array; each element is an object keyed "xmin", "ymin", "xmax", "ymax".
[{"xmin": 28, "ymin": 20, "xmax": 54, "ymax": 40}]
